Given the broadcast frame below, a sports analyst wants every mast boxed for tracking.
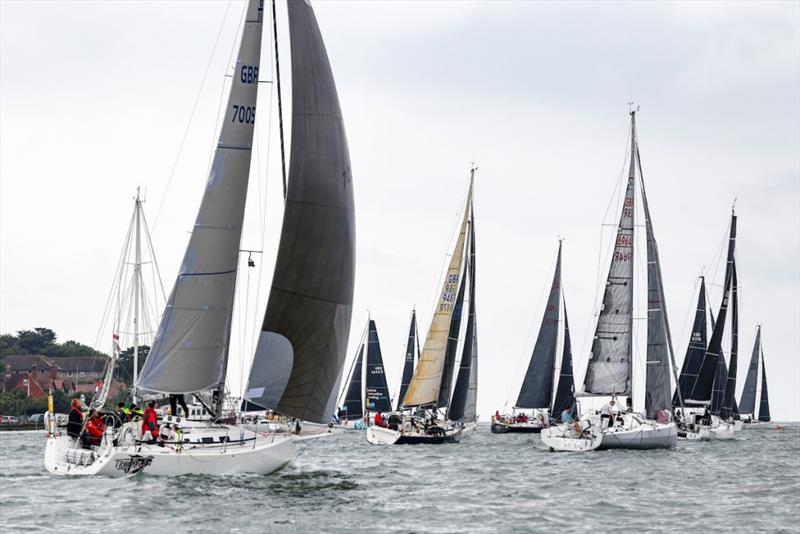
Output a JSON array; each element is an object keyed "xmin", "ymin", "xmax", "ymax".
[
  {"xmin": 738, "ymin": 325, "xmax": 761, "ymax": 415},
  {"xmin": 402, "ymin": 174, "xmax": 473, "ymax": 409},
  {"xmin": 516, "ymin": 242, "xmax": 562, "ymax": 409},
  {"xmin": 396, "ymin": 310, "xmax": 418, "ymax": 411},
  {"xmin": 688, "ymin": 210, "xmax": 737, "ymax": 404},
  {"xmin": 583, "ymin": 111, "xmax": 636, "ymax": 398},
  {"xmin": 132, "ymin": 188, "xmax": 142, "ymax": 403},
  {"xmin": 673, "ymin": 277, "xmax": 707, "ymax": 406}
]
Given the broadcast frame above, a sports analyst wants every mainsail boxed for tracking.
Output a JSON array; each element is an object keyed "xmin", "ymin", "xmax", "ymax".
[
  {"xmin": 688, "ymin": 212, "xmax": 736, "ymax": 404},
  {"xmin": 365, "ymin": 320, "xmax": 392, "ymax": 413},
  {"xmin": 758, "ymin": 353, "xmax": 771, "ymax": 422},
  {"xmin": 673, "ymin": 278, "xmax": 707, "ymax": 406},
  {"xmin": 245, "ymin": 0, "xmax": 356, "ymax": 423},
  {"xmin": 709, "ymin": 308, "xmax": 729, "ymax": 415},
  {"xmin": 738, "ymin": 326, "xmax": 761, "ymax": 415},
  {"xmin": 516, "ymin": 243, "xmax": 562, "ymax": 409},
  {"xmin": 395, "ymin": 310, "xmax": 418, "ymax": 411},
  {"xmin": 137, "ymin": 0, "xmax": 264, "ymax": 395},
  {"xmin": 437, "ymin": 273, "xmax": 467, "ymax": 408},
  {"xmin": 448, "ymin": 211, "xmax": 477, "ymax": 422},
  {"xmin": 341, "ymin": 346, "xmax": 364, "ymax": 421},
  {"xmin": 583, "ymin": 115, "xmax": 636, "ymax": 396},
  {"xmin": 402, "ymin": 180, "xmax": 473, "ymax": 408},
  {"xmin": 551, "ymin": 305, "xmax": 576, "ymax": 416}
]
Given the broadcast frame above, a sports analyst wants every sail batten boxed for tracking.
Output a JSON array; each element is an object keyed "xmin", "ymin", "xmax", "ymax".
[
  {"xmin": 137, "ymin": 0, "xmax": 264, "ymax": 395},
  {"xmin": 245, "ymin": 0, "xmax": 355, "ymax": 424}
]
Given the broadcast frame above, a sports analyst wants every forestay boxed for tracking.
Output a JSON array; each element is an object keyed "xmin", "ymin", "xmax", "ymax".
[
  {"xmin": 245, "ymin": 0, "xmax": 355, "ymax": 423},
  {"xmin": 137, "ymin": 0, "xmax": 264, "ymax": 394}
]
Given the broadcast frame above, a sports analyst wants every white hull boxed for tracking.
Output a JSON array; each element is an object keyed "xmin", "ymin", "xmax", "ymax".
[
  {"xmin": 45, "ymin": 423, "xmax": 296, "ymax": 476},
  {"xmin": 541, "ymin": 414, "xmax": 677, "ymax": 452}
]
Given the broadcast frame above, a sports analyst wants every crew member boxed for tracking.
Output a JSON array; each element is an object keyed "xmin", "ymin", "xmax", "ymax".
[
  {"xmin": 600, "ymin": 399, "xmax": 616, "ymax": 429},
  {"xmin": 67, "ymin": 398, "xmax": 83, "ymax": 439},
  {"xmin": 169, "ymin": 394, "xmax": 190, "ymax": 419},
  {"xmin": 374, "ymin": 412, "xmax": 385, "ymax": 428},
  {"xmin": 83, "ymin": 409, "xmax": 106, "ymax": 447},
  {"xmin": 142, "ymin": 400, "xmax": 159, "ymax": 442}
]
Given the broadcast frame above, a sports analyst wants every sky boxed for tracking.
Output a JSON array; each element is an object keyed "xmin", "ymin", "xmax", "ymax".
[{"xmin": 1, "ymin": 1, "xmax": 798, "ymax": 421}]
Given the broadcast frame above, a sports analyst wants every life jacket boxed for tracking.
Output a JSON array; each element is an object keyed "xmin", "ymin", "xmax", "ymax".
[{"xmin": 142, "ymin": 407, "xmax": 157, "ymax": 434}]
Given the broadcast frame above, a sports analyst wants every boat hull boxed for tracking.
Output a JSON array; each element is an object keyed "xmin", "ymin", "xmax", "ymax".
[
  {"xmin": 366, "ymin": 425, "xmax": 462, "ymax": 445},
  {"xmin": 541, "ymin": 416, "xmax": 677, "ymax": 452},
  {"xmin": 490, "ymin": 422, "xmax": 543, "ymax": 434},
  {"xmin": 598, "ymin": 422, "xmax": 677, "ymax": 450},
  {"xmin": 45, "ymin": 425, "xmax": 296, "ymax": 476}
]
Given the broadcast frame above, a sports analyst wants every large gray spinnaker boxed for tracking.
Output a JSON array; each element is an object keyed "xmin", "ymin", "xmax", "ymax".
[
  {"xmin": 738, "ymin": 325, "xmax": 761, "ymax": 415},
  {"xmin": 137, "ymin": 0, "xmax": 264, "ymax": 395},
  {"xmin": 244, "ymin": 0, "xmax": 355, "ymax": 423},
  {"xmin": 516, "ymin": 243, "xmax": 562, "ymax": 409},
  {"xmin": 583, "ymin": 115, "xmax": 636, "ymax": 397}
]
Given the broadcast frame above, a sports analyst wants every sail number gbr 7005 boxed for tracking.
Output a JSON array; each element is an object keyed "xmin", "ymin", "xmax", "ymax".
[{"xmin": 231, "ymin": 64, "xmax": 258, "ymax": 124}]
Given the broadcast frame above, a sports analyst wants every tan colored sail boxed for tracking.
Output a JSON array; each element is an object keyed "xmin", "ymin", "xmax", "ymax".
[{"xmin": 402, "ymin": 181, "xmax": 473, "ymax": 408}]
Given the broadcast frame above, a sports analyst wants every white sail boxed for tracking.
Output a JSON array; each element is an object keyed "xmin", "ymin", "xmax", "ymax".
[
  {"xmin": 583, "ymin": 123, "xmax": 635, "ymax": 396},
  {"xmin": 402, "ymin": 180, "xmax": 473, "ymax": 408},
  {"xmin": 137, "ymin": 0, "xmax": 264, "ymax": 394}
]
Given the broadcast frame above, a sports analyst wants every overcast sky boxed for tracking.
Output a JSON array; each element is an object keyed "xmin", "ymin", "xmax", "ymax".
[{"xmin": 1, "ymin": 1, "xmax": 798, "ymax": 420}]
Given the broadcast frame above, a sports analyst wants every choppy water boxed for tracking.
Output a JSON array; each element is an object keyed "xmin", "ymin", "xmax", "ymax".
[{"xmin": 1, "ymin": 424, "xmax": 799, "ymax": 533}]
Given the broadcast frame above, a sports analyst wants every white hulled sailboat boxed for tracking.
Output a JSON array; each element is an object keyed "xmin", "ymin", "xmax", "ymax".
[
  {"xmin": 45, "ymin": 0, "xmax": 355, "ymax": 476},
  {"xmin": 541, "ymin": 110, "xmax": 678, "ymax": 452}
]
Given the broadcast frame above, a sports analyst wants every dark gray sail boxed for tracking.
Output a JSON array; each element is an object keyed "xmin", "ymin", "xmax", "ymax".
[
  {"xmin": 449, "ymin": 211, "xmax": 477, "ymax": 422},
  {"xmin": 551, "ymin": 304, "xmax": 576, "ymax": 417},
  {"xmin": 758, "ymin": 354, "xmax": 771, "ymax": 422},
  {"xmin": 709, "ymin": 307, "xmax": 729, "ymax": 415},
  {"xmin": 688, "ymin": 212, "xmax": 736, "ymax": 404},
  {"xmin": 639, "ymin": 134, "xmax": 676, "ymax": 419},
  {"xmin": 137, "ymin": 0, "xmax": 264, "ymax": 396},
  {"xmin": 341, "ymin": 346, "xmax": 363, "ymax": 421},
  {"xmin": 396, "ymin": 310, "xmax": 418, "ymax": 411},
  {"xmin": 738, "ymin": 326, "xmax": 760, "ymax": 415},
  {"xmin": 437, "ymin": 272, "xmax": 467, "ymax": 408},
  {"xmin": 244, "ymin": 0, "xmax": 355, "ymax": 423},
  {"xmin": 674, "ymin": 278, "xmax": 707, "ymax": 406},
  {"xmin": 364, "ymin": 320, "xmax": 392, "ymax": 413},
  {"xmin": 516, "ymin": 243, "xmax": 562, "ymax": 409},
  {"xmin": 721, "ymin": 260, "xmax": 739, "ymax": 419}
]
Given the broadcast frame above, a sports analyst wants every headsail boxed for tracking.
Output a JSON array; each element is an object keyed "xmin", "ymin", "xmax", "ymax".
[
  {"xmin": 688, "ymin": 212, "xmax": 736, "ymax": 404},
  {"xmin": 639, "ymin": 137, "xmax": 675, "ymax": 418},
  {"xmin": 738, "ymin": 326, "xmax": 760, "ymax": 415},
  {"xmin": 396, "ymin": 310, "xmax": 418, "ymax": 411},
  {"xmin": 402, "ymin": 179, "xmax": 473, "ymax": 408},
  {"xmin": 673, "ymin": 278, "xmax": 707, "ymax": 406},
  {"xmin": 551, "ymin": 304, "xmax": 576, "ymax": 416},
  {"xmin": 721, "ymin": 260, "xmax": 739, "ymax": 419},
  {"xmin": 709, "ymin": 308, "xmax": 729, "ymax": 415},
  {"xmin": 448, "ymin": 209, "xmax": 477, "ymax": 422},
  {"xmin": 365, "ymin": 320, "xmax": 392, "ymax": 413},
  {"xmin": 245, "ymin": 0, "xmax": 355, "ymax": 423},
  {"xmin": 583, "ymin": 113, "xmax": 636, "ymax": 397},
  {"xmin": 758, "ymin": 351, "xmax": 771, "ymax": 422},
  {"xmin": 341, "ymin": 346, "xmax": 364, "ymax": 421},
  {"xmin": 516, "ymin": 243, "xmax": 562, "ymax": 409},
  {"xmin": 137, "ymin": 0, "xmax": 264, "ymax": 395}
]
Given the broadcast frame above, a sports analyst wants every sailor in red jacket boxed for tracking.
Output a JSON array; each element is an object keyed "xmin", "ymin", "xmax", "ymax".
[
  {"xmin": 84, "ymin": 409, "xmax": 106, "ymax": 447},
  {"xmin": 142, "ymin": 400, "xmax": 159, "ymax": 442},
  {"xmin": 374, "ymin": 412, "xmax": 385, "ymax": 428}
]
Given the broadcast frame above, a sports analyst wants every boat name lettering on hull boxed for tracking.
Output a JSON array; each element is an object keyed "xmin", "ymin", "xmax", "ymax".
[{"xmin": 114, "ymin": 455, "xmax": 153, "ymax": 474}]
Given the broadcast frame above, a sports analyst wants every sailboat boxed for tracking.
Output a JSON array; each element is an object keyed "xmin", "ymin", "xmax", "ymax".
[
  {"xmin": 337, "ymin": 318, "xmax": 393, "ymax": 428},
  {"xmin": 45, "ymin": 0, "xmax": 355, "ymax": 476},
  {"xmin": 676, "ymin": 210, "xmax": 740, "ymax": 440},
  {"xmin": 738, "ymin": 325, "xmax": 771, "ymax": 424},
  {"xmin": 366, "ymin": 168, "xmax": 478, "ymax": 445},
  {"xmin": 541, "ymin": 110, "xmax": 678, "ymax": 452},
  {"xmin": 491, "ymin": 242, "xmax": 576, "ymax": 434}
]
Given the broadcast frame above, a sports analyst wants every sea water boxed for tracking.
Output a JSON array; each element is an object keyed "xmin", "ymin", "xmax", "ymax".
[{"xmin": 1, "ymin": 424, "xmax": 798, "ymax": 533}]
